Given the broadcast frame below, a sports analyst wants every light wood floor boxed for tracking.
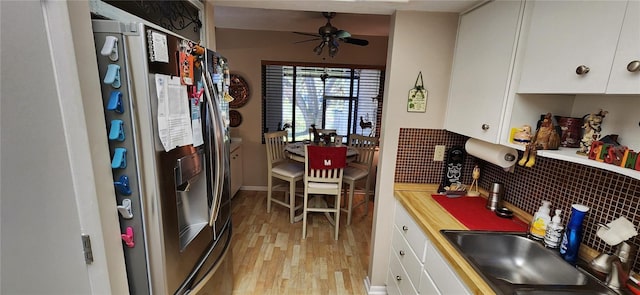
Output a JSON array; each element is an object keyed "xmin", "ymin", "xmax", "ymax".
[{"xmin": 230, "ymin": 190, "xmax": 373, "ymax": 295}]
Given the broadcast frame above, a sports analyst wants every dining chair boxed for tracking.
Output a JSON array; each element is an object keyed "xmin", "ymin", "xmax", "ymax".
[
  {"xmin": 302, "ymin": 145, "xmax": 347, "ymax": 240},
  {"xmin": 341, "ymin": 134, "xmax": 378, "ymax": 225},
  {"xmin": 264, "ymin": 130, "xmax": 304, "ymax": 223}
]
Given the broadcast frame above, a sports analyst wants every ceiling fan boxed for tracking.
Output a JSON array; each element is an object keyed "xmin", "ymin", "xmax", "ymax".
[{"xmin": 294, "ymin": 12, "xmax": 369, "ymax": 58}]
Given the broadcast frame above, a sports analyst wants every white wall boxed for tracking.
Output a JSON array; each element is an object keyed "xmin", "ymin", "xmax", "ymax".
[
  {"xmin": 1, "ymin": 1, "xmax": 127, "ymax": 293},
  {"xmin": 68, "ymin": 1, "xmax": 130, "ymax": 293},
  {"xmin": 368, "ymin": 10, "xmax": 458, "ymax": 289}
]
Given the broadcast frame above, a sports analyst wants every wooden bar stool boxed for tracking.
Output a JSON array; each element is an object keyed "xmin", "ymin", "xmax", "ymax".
[
  {"xmin": 302, "ymin": 145, "xmax": 347, "ymax": 240},
  {"xmin": 264, "ymin": 130, "xmax": 304, "ymax": 223}
]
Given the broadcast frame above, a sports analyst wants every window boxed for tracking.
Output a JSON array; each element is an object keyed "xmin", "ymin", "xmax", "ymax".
[{"xmin": 262, "ymin": 61, "xmax": 384, "ymax": 143}]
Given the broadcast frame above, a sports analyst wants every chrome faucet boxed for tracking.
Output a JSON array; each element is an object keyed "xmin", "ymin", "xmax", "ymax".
[
  {"xmin": 605, "ymin": 241, "xmax": 637, "ymax": 292},
  {"xmin": 606, "ymin": 257, "xmax": 628, "ymax": 291},
  {"xmin": 589, "ymin": 241, "xmax": 637, "ymax": 292}
]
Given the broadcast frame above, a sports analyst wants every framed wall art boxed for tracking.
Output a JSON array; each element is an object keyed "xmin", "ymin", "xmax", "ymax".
[
  {"xmin": 407, "ymin": 71, "xmax": 427, "ymax": 113},
  {"xmin": 228, "ymin": 74, "xmax": 249, "ymax": 108}
]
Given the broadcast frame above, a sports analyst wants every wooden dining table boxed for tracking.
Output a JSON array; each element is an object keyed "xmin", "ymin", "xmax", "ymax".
[
  {"xmin": 284, "ymin": 142, "xmax": 358, "ymax": 224},
  {"xmin": 284, "ymin": 142, "xmax": 359, "ymax": 163}
]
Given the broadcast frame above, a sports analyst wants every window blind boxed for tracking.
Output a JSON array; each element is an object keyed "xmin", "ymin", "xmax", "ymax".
[{"xmin": 262, "ymin": 62, "xmax": 384, "ymax": 143}]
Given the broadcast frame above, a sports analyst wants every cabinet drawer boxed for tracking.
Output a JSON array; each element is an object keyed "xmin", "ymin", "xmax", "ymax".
[
  {"xmin": 391, "ymin": 226, "xmax": 423, "ymax": 287},
  {"xmin": 386, "ymin": 270, "xmax": 401, "ymax": 295},
  {"xmin": 419, "ymin": 268, "xmax": 441, "ymax": 295},
  {"xmin": 388, "ymin": 248, "xmax": 419, "ymax": 295},
  {"xmin": 394, "ymin": 203, "xmax": 427, "ymax": 262},
  {"xmin": 424, "ymin": 242, "xmax": 471, "ymax": 295}
]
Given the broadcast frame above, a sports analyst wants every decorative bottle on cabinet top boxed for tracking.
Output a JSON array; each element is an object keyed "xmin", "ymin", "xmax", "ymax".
[{"xmin": 559, "ymin": 204, "xmax": 589, "ymax": 265}]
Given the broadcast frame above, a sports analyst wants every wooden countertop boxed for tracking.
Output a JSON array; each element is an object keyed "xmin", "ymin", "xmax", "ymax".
[
  {"xmin": 394, "ymin": 183, "xmax": 600, "ymax": 295},
  {"xmin": 394, "ymin": 183, "xmax": 496, "ymax": 295}
]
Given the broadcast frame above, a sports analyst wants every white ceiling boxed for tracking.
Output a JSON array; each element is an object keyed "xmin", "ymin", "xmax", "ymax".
[{"xmin": 212, "ymin": 0, "xmax": 480, "ymax": 36}]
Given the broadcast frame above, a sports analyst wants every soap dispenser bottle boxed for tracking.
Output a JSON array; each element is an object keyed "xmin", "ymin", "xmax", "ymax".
[
  {"xmin": 529, "ymin": 200, "xmax": 551, "ymax": 241},
  {"xmin": 544, "ymin": 209, "xmax": 563, "ymax": 249}
]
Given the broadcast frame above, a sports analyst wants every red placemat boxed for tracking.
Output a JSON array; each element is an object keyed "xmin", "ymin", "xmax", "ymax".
[{"xmin": 432, "ymin": 194, "xmax": 529, "ymax": 232}]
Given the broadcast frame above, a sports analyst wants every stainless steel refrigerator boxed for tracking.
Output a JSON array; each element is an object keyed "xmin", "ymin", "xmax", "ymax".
[{"xmin": 91, "ymin": 20, "xmax": 232, "ymax": 295}]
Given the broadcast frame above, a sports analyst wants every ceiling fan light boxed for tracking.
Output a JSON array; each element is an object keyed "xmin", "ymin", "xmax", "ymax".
[
  {"xmin": 329, "ymin": 45, "xmax": 338, "ymax": 57},
  {"xmin": 313, "ymin": 42, "xmax": 325, "ymax": 55}
]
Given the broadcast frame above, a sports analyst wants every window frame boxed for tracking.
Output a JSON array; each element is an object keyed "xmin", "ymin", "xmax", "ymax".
[{"xmin": 261, "ymin": 60, "xmax": 384, "ymax": 143}]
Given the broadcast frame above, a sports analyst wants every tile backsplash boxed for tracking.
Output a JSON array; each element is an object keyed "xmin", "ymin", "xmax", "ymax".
[{"xmin": 396, "ymin": 128, "xmax": 640, "ymax": 273}]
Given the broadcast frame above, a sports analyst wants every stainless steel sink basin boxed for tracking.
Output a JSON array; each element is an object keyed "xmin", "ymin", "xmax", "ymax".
[{"xmin": 441, "ymin": 230, "xmax": 617, "ymax": 295}]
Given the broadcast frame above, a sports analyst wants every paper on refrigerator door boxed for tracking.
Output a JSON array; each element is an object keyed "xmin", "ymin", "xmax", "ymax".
[
  {"xmin": 191, "ymin": 97, "xmax": 203, "ymax": 147},
  {"xmin": 148, "ymin": 31, "xmax": 169, "ymax": 63},
  {"xmin": 155, "ymin": 74, "xmax": 193, "ymax": 151}
]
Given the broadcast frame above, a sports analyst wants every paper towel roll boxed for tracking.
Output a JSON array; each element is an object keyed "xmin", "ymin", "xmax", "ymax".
[{"xmin": 465, "ymin": 138, "xmax": 518, "ymax": 168}]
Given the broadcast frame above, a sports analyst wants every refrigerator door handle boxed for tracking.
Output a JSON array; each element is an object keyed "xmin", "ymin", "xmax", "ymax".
[
  {"xmin": 211, "ymin": 73, "xmax": 228, "ymax": 223},
  {"xmin": 203, "ymin": 72, "xmax": 225, "ymax": 226}
]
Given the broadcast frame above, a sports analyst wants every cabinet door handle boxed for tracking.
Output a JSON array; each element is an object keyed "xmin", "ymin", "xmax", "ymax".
[
  {"xmin": 575, "ymin": 65, "xmax": 590, "ymax": 75},
  {"xmin": 396, "ymin": 275, "xmax": 402, "ymax": 281},
  {"xmin": 627, "ymin": 60, "xmax": 640, "ymax": 73},
  {"xmin": 402, "ymin": 225, "xmax": 408, "ymax": 231},
  {"xmin": 481, "ymin": 124, "xmax": 490, "ymax": 131},
  {"xmin": 399, "ymin": 250, "xmax": 405, "ymax": 256}
]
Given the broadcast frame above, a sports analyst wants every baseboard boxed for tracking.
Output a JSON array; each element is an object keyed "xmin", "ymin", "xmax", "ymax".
[
  {"xmin": 239, "ymin": 185, "xmax": 267, "ymax": 191},
  {"xmin": 364, "ymin": 276, "xmax": 387, "ymax": 295}
]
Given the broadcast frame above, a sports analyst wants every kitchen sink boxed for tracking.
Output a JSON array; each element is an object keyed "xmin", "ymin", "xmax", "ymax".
[{"xmin": 441, "ymin": 230, "xmax": 618, "ymax": 295}]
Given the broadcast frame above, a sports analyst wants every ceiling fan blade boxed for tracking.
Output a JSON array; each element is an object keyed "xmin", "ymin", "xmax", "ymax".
[
  {"xmin": 343, "ymin": 37, "xmax": 369, "ymax": 46},
  {"xmin": 294, "ymin": 38, "xmax": 321, "ymax": 44},
  {"xmin": 335, "ymin": 30, "xmax": 351, "ymax": 39},
  {"xmin": 293, "ymin": 31, "xmax": 321, "ymax": 38}
]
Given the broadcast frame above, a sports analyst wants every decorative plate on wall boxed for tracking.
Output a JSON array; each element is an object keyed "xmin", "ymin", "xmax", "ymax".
[
  {"xmin": 228, "ymin": 74, "xmax": 249, "ymax": 109},
  {"xmin": 229, "ymin": 110, "xmax": 242, "ymax": 127}
]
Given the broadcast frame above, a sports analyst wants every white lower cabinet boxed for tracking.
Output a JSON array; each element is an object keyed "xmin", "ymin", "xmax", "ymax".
[
  {"xmin": 386, "ymin": 269, "xmax": 402, "ymax": 295},
  {"xmin": 418, "ymin": 268, "xmax": 440, "ymax": 295},
  {"xmin": 388, "ymin": 249, "xmax": 419, "ymax": 295},
  {"xmin": 388, "ymin": 200, "xmax": 471, "ymax": 294},
  {"xmin": 391, "ymin": 227, "xmax": 423, "ymax": 286},
  {"xmin": 424, "ymin": 241, "xmax": 471, "ymax": 294}
]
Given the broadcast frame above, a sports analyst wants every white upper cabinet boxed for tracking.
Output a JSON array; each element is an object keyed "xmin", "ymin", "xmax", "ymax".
[
  {"xmin": 445, "ymin": 0, "xmax": 525, "ymax": 143},
  {"xmin": 517, "ymin": 1, "xmax": 635, "ymax": 94},
  {"xmin": 607, "ymin": 1, "xmax": 640, "ymax": 94}
]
